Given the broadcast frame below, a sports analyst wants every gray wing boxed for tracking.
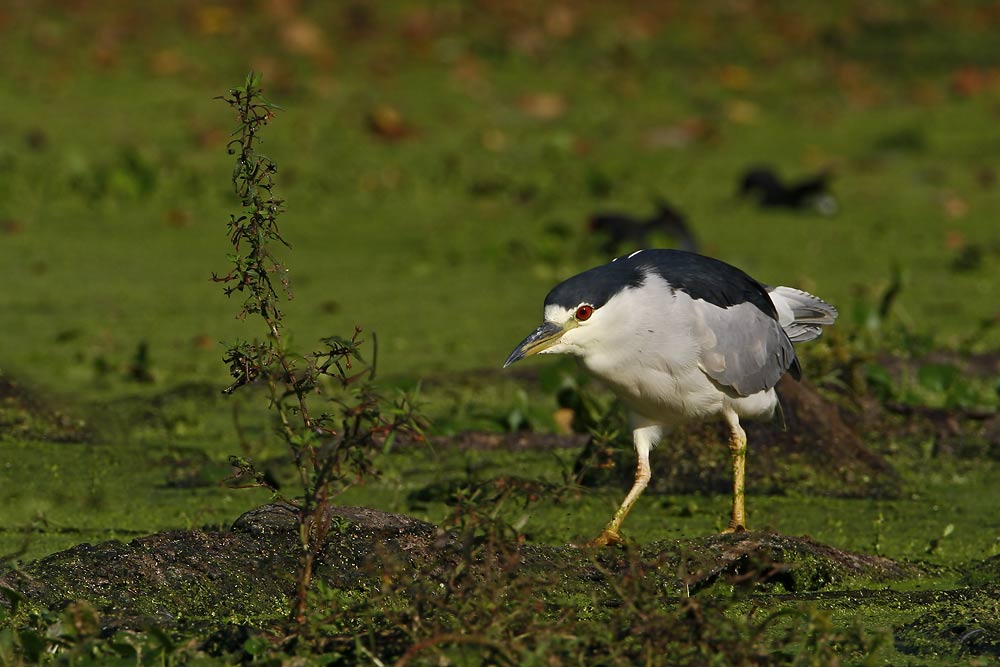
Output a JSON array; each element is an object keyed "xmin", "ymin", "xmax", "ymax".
[{"xmin": 692, "ymin": 300, "xmax": 797, "ymax": 397}]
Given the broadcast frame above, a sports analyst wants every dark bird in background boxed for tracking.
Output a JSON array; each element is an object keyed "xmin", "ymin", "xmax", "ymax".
[
  {"xmin": 739, "ymin": 165, "xmax": 837, "ymax": 216},
  {"xmin": 588, "ymin": 199, "xmax": 699, "ymax": 255}
]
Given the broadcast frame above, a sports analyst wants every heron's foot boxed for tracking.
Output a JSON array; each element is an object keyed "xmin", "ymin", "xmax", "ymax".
[
  {"xmin": 587, "ymin": 529, "xmax": 626, "ymax": 547},
  {"xmin": 720, "ymin": 523, "xmax": 747, "ymax": 535}
]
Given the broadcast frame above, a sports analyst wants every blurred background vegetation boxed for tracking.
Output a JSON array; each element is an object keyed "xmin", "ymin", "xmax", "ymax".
[{"xmin": 1, "ymin": 0, "xmax": 999, "ymax": 400}]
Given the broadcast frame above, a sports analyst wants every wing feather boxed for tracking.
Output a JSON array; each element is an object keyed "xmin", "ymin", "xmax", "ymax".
[{"xmin": 693, "ymin": 300, "xmax": 798, "ymax": 396}]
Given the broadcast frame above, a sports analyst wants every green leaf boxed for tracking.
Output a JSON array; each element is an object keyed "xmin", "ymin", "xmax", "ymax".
[
  {"xmin": 863, "ymin": 363, "xmax": 895, "ymax": 401},
  {"xmin": 917, "ymin": 363, "xmax": 961, "ymax": 393},
  {"xmin": 243, "ymin": 635, "xmax": 270, "ymax": 656},
  {"xmin": 18, "ymin": 629, "xmax": 47, "ymax": 662},
  {"xmin": 0, "ymin": 586, "xmax": 25, "ymax": 616}
]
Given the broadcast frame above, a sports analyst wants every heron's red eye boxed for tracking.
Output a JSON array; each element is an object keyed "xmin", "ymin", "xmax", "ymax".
[{"xmin": 575, "ymin": 305, "xmax": 594, "ymax": 321}]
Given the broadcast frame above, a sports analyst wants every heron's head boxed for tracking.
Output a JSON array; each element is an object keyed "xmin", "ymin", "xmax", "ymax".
[{"xmin": 503, "ymin": 254, "xmax": 647, "ymax": 368}]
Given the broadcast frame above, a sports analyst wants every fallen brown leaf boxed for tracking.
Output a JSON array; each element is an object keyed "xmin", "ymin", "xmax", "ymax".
[
  {"xmin": 942, "ymin": 194, "xmax": 969, "ymax": 220},
  {"xmin": 194, "ymin": 6, "xmax": 233, "ymax": 35},
  {"xmin": 518, "ymin": 92, "xmax": 567, "ymax": 120},
  {"xmin": 280, "ymin": 18, "xmax": 328, "ymax": 56},
  {"xmin": 149, "ymin": 49, "xmax": 185, "ymax": 76},
  {"xmin": 367, "ymin": 105, "xmax": 414, "ymax": 141},
  {"xmin": 642, "ymin": 117, "xmax": 714, "ymax": 149}
]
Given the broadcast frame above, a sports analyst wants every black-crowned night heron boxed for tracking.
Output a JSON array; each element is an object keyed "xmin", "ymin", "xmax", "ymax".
[{"xmin": 504, "ymin": 249, "xmax": 837, "ymax": 546}]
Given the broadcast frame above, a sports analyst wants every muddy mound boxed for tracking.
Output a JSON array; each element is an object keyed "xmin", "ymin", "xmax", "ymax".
[
  {"xmin": 644, "ymin": 531, "xmax": 916, "ymax": 594},
  {"xmin": 0, "ymin": 503, "xmax": 918, "ymax": 633},
  {"xmin": 575, "ymin": 377, "xmax": 901, "ymax": 499},
  {"xmin": 0, "ymin": 504, "xmax": 445, "ymax": 632},
  {"xmin": 895, "ymin": 584, "xmax": 1000, "ymax": 658}
]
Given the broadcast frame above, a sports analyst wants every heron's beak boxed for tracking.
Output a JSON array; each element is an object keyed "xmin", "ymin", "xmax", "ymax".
[{"xmin": 503, "ymin": 321, "xmax": 566, "ymax": 368}]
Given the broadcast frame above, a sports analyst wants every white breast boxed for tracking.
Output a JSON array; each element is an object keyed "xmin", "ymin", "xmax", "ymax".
[{"xmin": 578, "ymin": 275, "xmax": 777, "ymax": 424}]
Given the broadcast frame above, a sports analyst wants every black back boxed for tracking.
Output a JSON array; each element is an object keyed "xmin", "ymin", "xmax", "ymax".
[{"xmin": 545, "ymin": 249, "xmax": 779, "ymax": 322}]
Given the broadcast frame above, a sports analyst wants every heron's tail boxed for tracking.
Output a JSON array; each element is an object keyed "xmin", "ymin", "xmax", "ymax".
[{"xmin": 768, "ymin": 286, "xmax": 838, "ymax": 343}]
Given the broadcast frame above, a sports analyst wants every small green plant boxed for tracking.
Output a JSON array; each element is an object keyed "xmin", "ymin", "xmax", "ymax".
[
  {"xmin": 214, "ymin": 73, "xmax": 422, "ymax": 626},
  {"xmin": 298, "ymin": 504, "xmax": 890, "ymax": 666},
  {"xmin": 0, "ymin": 593, "xmax": 199, "ymax": 666}
]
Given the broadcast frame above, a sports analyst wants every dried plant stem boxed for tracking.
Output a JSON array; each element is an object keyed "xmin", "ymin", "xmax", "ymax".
[{"xmin": 216, "ymin": 72, "xmax": 422, "ymax": 628}]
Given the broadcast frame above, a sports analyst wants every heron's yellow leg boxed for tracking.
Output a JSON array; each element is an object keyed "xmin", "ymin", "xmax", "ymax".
[
  {"xmin": 589, "ymin": 454, "xmax": 650, "ymax": 546},
  {"xmin": 721, "ymin": 410, "xmax": 748, "ymax": 534},
  {"xmin": 589, "ymin": 423, "xmax": 661, "ymax": 547}
]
